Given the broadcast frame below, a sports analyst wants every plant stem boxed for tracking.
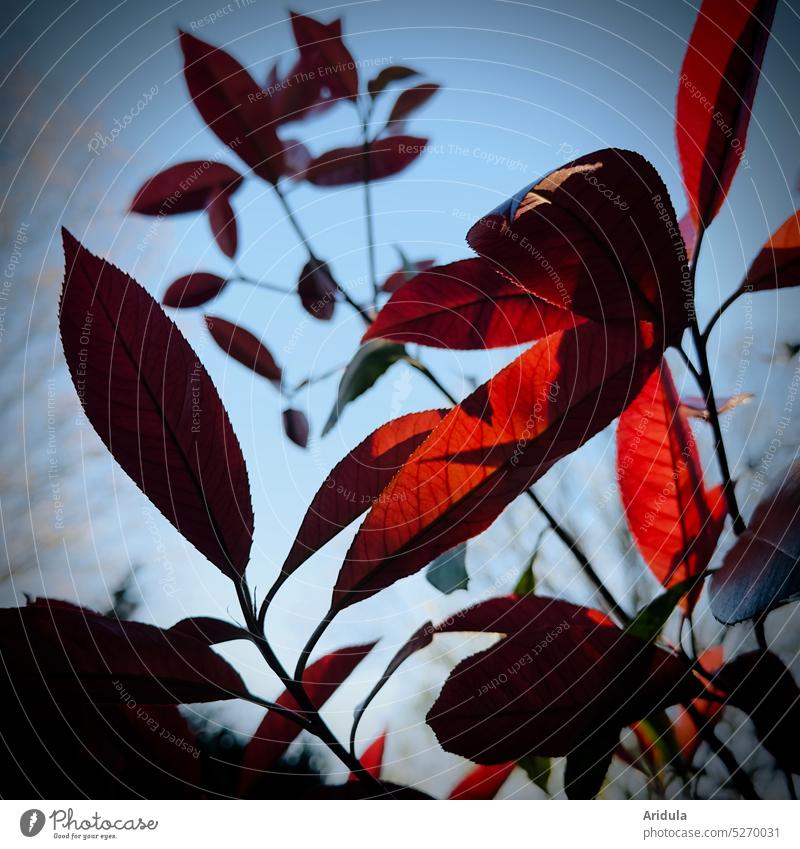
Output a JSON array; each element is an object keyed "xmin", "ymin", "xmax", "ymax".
[
  {"xmin": 702, "ymin": 287, "xmax": 746, "ymax": 342},
  {"xmin": 233, "ymin": 274, "xmax": 292, "ymax": 295},
  {"xmin": 406, "ymin": 357, "xmax": 459, "ymax": 404},
  {"xmin": 688, "ymin": 227, "xmax": 746, "ymax": 536},
  {"xmin": 691, "ymin": 321, "xmax": 746, "ymax": 535},
  {"xmin": 234, "ymin": 577, "xmax": 383, "ymax": 790},
  {"xmin": 272, "ymin": 182, "xmax": 372, "ymax": 323},
  {"xmin": 525, "ymin": 489, "xmax": 630, "ymax": 625},
  {"xmin": 361, "ymin": 120, "xmax": 380, "ymax": 300}
]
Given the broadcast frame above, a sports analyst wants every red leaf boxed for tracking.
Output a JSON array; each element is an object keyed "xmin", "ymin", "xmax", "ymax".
[
  {"xmin": 167, "ymin": 615, "xmax": 250, "ymax": 645},
  {"xmin": 238, "ymin": 643, "xmax": 374, "ymax": 795},
  {"xmin": 163, "ymin": 273, "xmax": 227, "ymax": 308},
  {"xmin": 448, "ymin": 761, "xmax": 515, "ymax": 799},
  {"xmin": 382, "ymin": 258, "xmax": 435, "ymax": 293},
  {"xmin": 205, "ymin": 315, "xmax": 282, "ymax": 384},
  {"xmin": 60, "ymin": 232, "xmax": 253, "ymax": 580},
  {"xmin": 281, "ymin": 409, "xmax": 447, "ymax": 578},
  {"xmin": 717, "ymin": 650, "xmax": 800, "ymax": 773},
  {"xmin": 298, "ymin": 259, "xmax": 337, "ymax": 320},
  {"xmin": 710, "ymin": 460, "xmax": 800, "ymax": 623},
  {"xmin": 206, "ymin": 188, "xmax": 237, "ymax": 257},
  {"xmin": 281, "ymin": 137, "xmax": 312, "ymax": 178},
  {"xmin": 744, "ymin": 211, "xmax": 800, "ymax": 292},
  {"xmin": 333, "ymin": 319, "xmax": 662, "ymax": 614},
  {"xmin": 282, "ymin": 408, "xmax": 310, "ymax": 448},
  {"xmin": 130, "ymin": 160, "xmax": 242, "ymax": 215},
  {"xmin": 364, "ymin": 258, "xmax": 580, "ymax": 349},
  {"xmin": 0, "ymin": 600, "xmax": 247, "ymax": 704},
  {"xmin": 179, "ymin": 31, "xmax": 284, "ymax": 183},
  {"xmin": 290, "ymin": 12, "xmax": 359, "ymax": 101},
  {"xmin": 676, "ymin": 0, "xmax": 776, "ymax": 227},
  {"xmin": 679, "ymin": 213, "xmax": 697, "ymax": 261},
  {"xmin": 303, "ymin": 136, "xmax": 427, "ymax": 187},
  {"xmin": 386, "ymin": 83, "xmax": 440, "ymax": 126},
  {"xmin": 425, "ymin": 596, "xmax": 698, "ymax": 763},
  {"xmin": 466, "ymin": 149, "xmax": 689, "ymax": 339},
  {"xmin": 617, "ymin": 362, "xmax": 727, "ymax": 605},
  {"xmin": 349, "ymin": 730, "xmax": 387, "ymax": 781}
]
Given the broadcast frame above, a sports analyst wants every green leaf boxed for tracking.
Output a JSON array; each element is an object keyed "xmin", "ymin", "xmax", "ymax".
[
  {"xmin": 367, "ymin": 66, "xmax": 419, "ymax": 99},
  {"xmin": 625, "ymin": 578, "xmax": 695, "ymax": 643},
  {"xmin": 518, "ymin": 754, "xmax": 551, "ymax": 794},
  {"xmin": 514, "ymin": 531, "xmax": 546, "ymax": 597},
  {"xmin": 635, "ymin": 711, "xmax": 683, "ymax": 776},
  {"xmin": 425, "ymin": 543, "xmax": 468, "ymax": 595},
  {"xmin": 322, "ymin": 340, "xmax": 407, "ymax": 435}
]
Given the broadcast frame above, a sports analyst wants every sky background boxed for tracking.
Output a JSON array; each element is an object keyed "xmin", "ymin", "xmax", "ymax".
[{"xmin": 2, "ymin": 0, "xmax": 800, "ymax": 797}]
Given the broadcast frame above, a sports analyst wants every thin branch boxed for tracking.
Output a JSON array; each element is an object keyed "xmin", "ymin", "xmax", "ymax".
[
  {"xmin": 232, "ymin": 274, "xmax": 292, "ymax": 295},
  {"xmin": 702, "ymin": 287, "xmax": 747, "ymax": 342},
  {"xmin": 525, "ymin": 489, "xmax": 631, "ymax": 625},
  {"xmin": 361, "ymin": 115, "xmax": 380, "ymax": 300}
]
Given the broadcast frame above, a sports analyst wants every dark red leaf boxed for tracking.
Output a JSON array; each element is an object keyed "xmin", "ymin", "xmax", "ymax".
[
  {"xmin": 281, "ymin": 410, "xmax": 447, "ymax": 578},
  {"xmin": 130, "ymin": 160, "xmax": 242, "ymax": 215},
  {"xmin": 163, "ymin": 273, "xmax": 227, "ymax": 309},
  {"xmin": 364, "ymin": 257, "xmax": 580, "ymax": 349},
  {"xmin": 466, "ymin": 148, "xmax": 690, "ymax": 340},
  {"xmin": 425, "ymin": 596, "xmax": 698, "ymax": 763},
  {"xmin": 290, "ymin": 11, "xmax": 358, "ymax": 101},
  {"xmin": 298, "ymin": 259, "xmax": 337, "ymax": 320},
  {"xmin": 368, "ymin": 65, "xmax": 418, "ymax": 99},
  {"xmin": 60, "ymin": 232, "xmax": 253, "ymax": 580},
  {"xmin": 382, "ymin": 258, "xmax": 435, "ymax": 293},
  {"xmin": 238, "ymin": 643, "xmax": 374, "ymax": 795},
  {"xmin": 281, "ymin": 137, "xmax": 312, "ymax": 178},
  {"xmin": 0, "ymin": 600, "xmax": 247, "ymax": 704},
  {"xmin": 386, "ymin": 83, "xmax": 440, "ymax": 126},
  {"xmin": 710, "ymin": 461, "xmax": 800, "ymax": 623},
  {"xmin": 206, "ymin": 188, "xmax": 237, "ymax": 257},
  {"xmin": 676, "ymin": 0, "xmax": 776, "ymax": 227},
  {"xmin": 167, "ymin": 615, "xmax": 250, "ymax": 645},
  {"xmin": 282, "ymin": 408, "xmax": 310, "ymax": 448},
  {"xmin": 617, "ymin": 362, "xmax": 727, "ymax": 606},
  {"xmin": 744, "ymin": 211, "xmax": 800, "ymax": 293},
  {"xmin": 333, "ymin": 319, "xmax": 663, "ymax": 614},
  {"xmin": 349, "ymin": 731, "xmax": 386, "ymax": 781},
  {"xmin": 303, "ymin": 136, "xmax": 427, "ymax": 187},
  {"xmin": 205, "ymin": 315, "xmax": 282, "ymax": 384},
  {"xmin": 717, "ymin": 650, "xmax": 800, "ymax": 772},
  {"xmin": 179, "ymin": 31, "xmax": 284, "ymax": 183},
  {"xmin": 448, "ymin": 761, "xmax": 515, "ymax": 799}
]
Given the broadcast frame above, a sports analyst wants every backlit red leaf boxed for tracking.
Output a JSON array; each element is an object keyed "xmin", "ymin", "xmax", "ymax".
[
  {"xmin": 303, "ymin": 136, "xmax": 426, "ymax": 187},
  {"xmin": 744, "ymin": 211, "xmax": 800, "ymax": 293},
  {"xmin": 367, "ymin": 65, "xmax": 418, "ymax": 99},
  {"xmin": 0, "ymin": 600, "xmax": 247, "ymax": 704},
  {"xmin": 281, "ymin": 410, "xmax": 447, "ymax": 577},
  {"xmin": 179, "ymin": 31, "xmax": 284, "ymax": 183},
  {"xmin": 163, "ymin": 273, "xmax": 227, "ymax": 309},
  {"xmin": 617, "ymin": 362, "xmax": 727, "ymax": 605},
  {"xmin": 130, "ymin": 160, "xmax": 242, "ymax": 215},
  {"xmin": 205, "ymin": 315, "xmax": 282, "ymax": 384},
  {"xmin": 364, "ymin": 257, "xmax": 580, "ymax": 349},
  {"xmin": 448, "ymin": 761, "xmax": 515, "ymax": 799},
  {"xmin": 466, "ymin": 149, "xmax": 689, "ymax": 339},
  {"xmin": 710, "ymin": 460, "xmax": 800, "ymax": 623},
  {"xmin": 60, "ymin": 232, "xmax": 253, "ymax": 580},
  {"xmin": 426, "ymin": 596, "xmax": 697, "ymax": 763},
  {"xmin": 676, "ymin": 0, "xmax": 776, "ymax": 227},
  {"xmin": 333, "ymin": 319, "xmax": 662, "ymax": 613},
  {"xmin": 671, "ymin": 645, "xmax": 725, "ymax": 765},
  {"xmin": 238, "ymin": 643, "xmax": 374, "ymax": 795}
]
